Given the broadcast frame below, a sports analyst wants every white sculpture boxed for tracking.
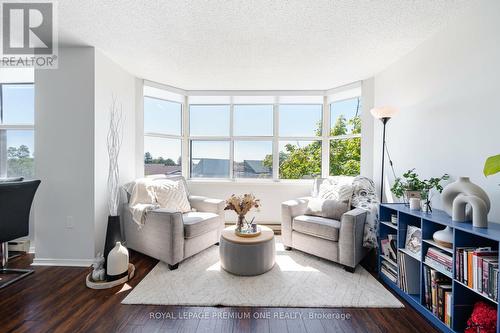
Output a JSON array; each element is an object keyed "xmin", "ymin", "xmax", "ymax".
[
  {"xmin": 441, "ymin": 177, "xmax": 490, "ymax": 221},
  {"xmin": 452, "ymin": 194, "xmax": 488, "ymax": 228}
]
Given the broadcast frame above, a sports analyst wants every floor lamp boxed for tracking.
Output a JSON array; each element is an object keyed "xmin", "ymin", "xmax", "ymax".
[{"xmin": 370, "ymin": 106, "xmax": 399, "ymax": 202}]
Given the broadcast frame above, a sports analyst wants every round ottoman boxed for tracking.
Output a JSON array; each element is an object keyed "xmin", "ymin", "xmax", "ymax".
[{"xmin": 219, "ymin": 225, "xmax": 275, "ymax": 276}]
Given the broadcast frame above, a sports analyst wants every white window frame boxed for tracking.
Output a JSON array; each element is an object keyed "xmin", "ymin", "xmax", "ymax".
[
  {"xmin": 327, "ymin": 95, "xmax": 362, "ymax": 177},
  {"xmin": 142, "ymin": 80, "xmax": 363, "ymax": 183},
  {"xmin": 0, "ymin": 82, "xmax": 35, "ymax": 178},
  {"xmin": 143, "ymin": 94, "xmax": 183, "ymax": 175}
]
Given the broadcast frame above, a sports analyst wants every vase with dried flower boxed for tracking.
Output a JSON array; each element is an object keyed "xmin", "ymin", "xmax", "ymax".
[{"xmin": 225, "ymin": 194, "xmax": 260, "ymax": 233}]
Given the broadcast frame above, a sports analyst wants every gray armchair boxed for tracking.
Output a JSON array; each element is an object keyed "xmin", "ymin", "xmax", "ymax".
[
  {"xmin": 123, "ymin": 191, "xmax": 225, "ymax": 270},
  {"xmin": 281, "ymin": 178, "xmax": 368, "ymax": 272}
]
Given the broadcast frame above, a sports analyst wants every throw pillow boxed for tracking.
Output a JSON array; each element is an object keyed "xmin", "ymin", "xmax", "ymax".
[
  {"xmin": 305, "ymin": 198, "xmax": 350, "ymax": 220},
  {"xmin": 148, "ymin": 178, "xmax": 191, "ymax": 213},
  {"xmin": 318, "ymin": 179, "xmax": 353, "ymax": 202}
]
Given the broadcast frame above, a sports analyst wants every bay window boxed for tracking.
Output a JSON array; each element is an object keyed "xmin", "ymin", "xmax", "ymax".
[{"xmin": 143, "ymin": 82, "xmax": 362, "ymax": 181}]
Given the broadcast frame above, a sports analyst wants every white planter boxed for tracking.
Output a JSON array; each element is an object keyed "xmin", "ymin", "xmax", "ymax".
[{"xmin": 107, "ymin": 242, "xmax": 129, "ymax": 281}]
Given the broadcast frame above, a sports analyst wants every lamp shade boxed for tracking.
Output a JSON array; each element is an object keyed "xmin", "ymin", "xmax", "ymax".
[{"xmin": 370, "ymin": 106, "xmax": 399, "ymax": 119}]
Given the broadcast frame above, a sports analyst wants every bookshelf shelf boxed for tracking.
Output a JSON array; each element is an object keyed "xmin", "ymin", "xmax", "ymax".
[
  {"xmin": 454, "ymin": 279, "xmax": 498, "ymax": 305},
  {"xmin": 380, "ymin": 255, "xmax": 397, "ymax": 267},
  {"xmin": 380, "ymin": 221, "xmax": 398, "ymax": 230},
  {"xmin": 398, "ymin": 248, "xmax": 421, "ymax": 262},
  {"xmin": 423, "ymin": 260, "xmax": 452, "ymax": 279},
  {"xmin": 423, "ymin": 239, "xmax": 454, "ymax": 254},
  {"xmin": 379, "ymin": 204, "xmax": 500, "ymax": 333}
]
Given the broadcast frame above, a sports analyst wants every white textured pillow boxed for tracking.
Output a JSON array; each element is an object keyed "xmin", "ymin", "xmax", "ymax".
[
  {"xmin": 306, "ymin": 198, "xmax": 350, "ymax": 220},
  {"xmin": 318, "ymin": 180, "xmax": 353, "ymax": 202},
  {"xmin": 148, "ymin": 179, "xmax": 191, "ymax": 213}
]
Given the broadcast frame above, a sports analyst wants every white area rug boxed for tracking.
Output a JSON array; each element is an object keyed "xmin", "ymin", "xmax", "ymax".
[{"xmin": 122, "ymin": 238, "xmax": 403, "ymax": 308}]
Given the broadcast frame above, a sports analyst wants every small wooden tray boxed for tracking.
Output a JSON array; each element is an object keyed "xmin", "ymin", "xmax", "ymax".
[
  {"xmin": 234, "ymin": 227, "xmax": 261, "ymax": 238},
  {"xmin": 86, "ymin": 263, "xmax": 135, "ymax": 290}
]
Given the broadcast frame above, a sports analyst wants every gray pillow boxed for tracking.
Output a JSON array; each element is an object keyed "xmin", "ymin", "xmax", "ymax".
[
  {"xmin": 0, "ymin": 177, "xmax": 24, "ymax": 183},
  {"xmin": 305, "ymin": 198, "xmax": 350, "ymax": 220}
]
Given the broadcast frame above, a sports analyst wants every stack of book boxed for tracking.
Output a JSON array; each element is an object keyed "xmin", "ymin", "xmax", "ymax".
[
  {"xmin": 423, "ymin": 266, "xmax": 452, "ymax": 327},
  {"xmin": 425, "ymin": 247, "xmax": 453, "ymax": 275},
  {"xmin": 398, "ymin": 251, "xmax": 420, "ymax": 294},
  {"xmin": 381, "ymin": 259, "xmax": 397, "ymax": 283},
  {"xmin": 455, "ymin": 247, "xmax": 498, "ymax": 301},
  {"xmin": 380, "ymin": 234, "xmax": 398, "ymax": 283}
]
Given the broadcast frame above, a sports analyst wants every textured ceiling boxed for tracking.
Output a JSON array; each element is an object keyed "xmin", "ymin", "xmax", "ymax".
[{"xmin": 58, "ymin": 0, "xmax": 473, "ymax": 90}]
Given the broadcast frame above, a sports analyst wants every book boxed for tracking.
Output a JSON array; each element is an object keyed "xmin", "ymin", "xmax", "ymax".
[
  {"xmin": 425, "ymin": 257, "xmax": 452, "ymax": 275},
  {"xmin": 437, "ymin": 284, "xmax": 452, "ymax": 321},
  {"xmin": 388, "ymin": 234, "xmax": 398, "ymax": 260},
  {"xmin": 444, "ymin": 291, "xmax": 452, "ymax": 327},
  {"xmin": 405, "ymin": 226, "xmax": 422, "ymax": 257}
]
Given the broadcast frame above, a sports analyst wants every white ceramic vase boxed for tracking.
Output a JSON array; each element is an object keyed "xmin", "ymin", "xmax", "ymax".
[
  {"xmin": 106, "ymin": 242, "xmax": 129, "ymax": 281},
  {"xmin": 433, "ymin": 226, "xmax": 453, "ymax": 249},
  {"xmin": 441, "ymin": 177, "xmax": 490, "ymax": 218}
]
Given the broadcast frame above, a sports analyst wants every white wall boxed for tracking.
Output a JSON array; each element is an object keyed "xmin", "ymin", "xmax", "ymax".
[
  {"xmin": 34, "ymin": 48, "xmax": 96, "ymax": 265},
  {"xmin": 94, "ymin": 50, "xmax": 137, "ymax": 255},
  {"xmin": 188, "ymin": 181, "xmax": 312, "ymax": 223},
  {"xmin": 373, "ymin": 1, "xmax": 500, "ymax": 222},
  {"xmin": 34, "ymin": 47, "xmax": 137, "ymax": 265}
]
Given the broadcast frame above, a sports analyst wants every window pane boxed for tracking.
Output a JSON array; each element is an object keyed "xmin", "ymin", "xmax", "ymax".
[
  {"xmin": 234, "ymin": 141, "xmax": 272, "ymax": 179},
  {"xmin": 233, "ymin": 105, "xmax": 273, "ymax": 136},
  {"xmin": 190, "ymin": 105, "xmax": 230, "ymax": 136},
  {"xmin": 190, "ymin": 141, "xmax": 230, "ymax": 178},
  {"xmin": 330, "ymin": 97, "xmax": 361, "ymax": 136},
  {"xmin": 144, "ymin": 97, "xmax": 182, "ymax": 135},
  {"xmin": 279, "ymin": 104, "xmax": 322, "ymax": 137},
  {"xmin": 2, "ymin": 84, "xmax": 34, "ymax": 124},
  {"xmin": 330, "ymin": 137, "xmax": 360, "ymax": 176},
  {"xmin": 278, "ymin": 140, "xmax": 321, "ymax": 179},
  {"xmin": 0, "ymin": 130, "xmax": 35, "ymax": 178},
  {"xmin": 144, "ymin": 136, "xmax": 182, "ymax": 176}
]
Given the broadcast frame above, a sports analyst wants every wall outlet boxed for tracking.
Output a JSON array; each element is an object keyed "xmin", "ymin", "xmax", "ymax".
[{"xmin": 66, "ymin": 216, "xmax": 74, "ymax": 229}]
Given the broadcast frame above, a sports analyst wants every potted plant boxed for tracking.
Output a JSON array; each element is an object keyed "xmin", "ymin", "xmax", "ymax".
[
  {"xmin": 391, "ymin": 169, "xmax": 424, "ymax": 203},
  {"xmin": 419, "ymin": 174, "xmax": 449, "ymax": 212},
  {"xmin": 391, "ymin": 169, "xmax": 449, "ymax": 211},
  {"xmin": 225, "ymin": 193, "xmax": 260, "ymax": 232}
]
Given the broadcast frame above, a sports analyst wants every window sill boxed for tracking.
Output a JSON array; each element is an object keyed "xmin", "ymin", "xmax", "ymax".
[{"xmin": 186, "ymin": 178, "xmax": 314, "ymax": 186}]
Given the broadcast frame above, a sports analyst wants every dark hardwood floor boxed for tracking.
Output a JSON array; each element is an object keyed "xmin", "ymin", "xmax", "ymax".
[{"xmin": 0, "ymin": 250, "xmax": 439, "ymax": 333}]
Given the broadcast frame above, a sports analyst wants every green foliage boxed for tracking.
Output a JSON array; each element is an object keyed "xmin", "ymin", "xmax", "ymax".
[
  {"xmin": 7, "ymin": 145, "xmax": 34, "ymax": 178},
  {"xmin": 391, "ymin": 168, "xmax": 449, "ymax": 199},
  {"xmin": 484, "ymin": 154, "xmax": 500, "ymax": 177},
  {"xmin": 263, "ymin": 115, "xmax": 361, "ymax": 179},
  {"xmin": 144, "ymin": 152, "xmax": 179, "ymax": 166}
]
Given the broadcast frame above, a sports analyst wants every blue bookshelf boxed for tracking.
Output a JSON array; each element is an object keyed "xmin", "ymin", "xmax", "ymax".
[{"xmin": 378, "ymin": 203, "xmax": 500, "ymax": 333}]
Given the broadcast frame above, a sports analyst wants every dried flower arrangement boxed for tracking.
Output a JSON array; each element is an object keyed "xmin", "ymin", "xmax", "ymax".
[{"xmin": 225, "ymin": 193, "xmax": 260, "ymax": 231}]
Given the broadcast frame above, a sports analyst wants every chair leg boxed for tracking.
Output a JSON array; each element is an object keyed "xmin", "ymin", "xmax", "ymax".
[
  {"xmin": 168, "ymin": 263, "xmax": 179, "ymax": 270},
  {"xmin": 344, "ymin": 265, "xmax": 356, "ymax": 273},
  {"xmin": 0, "ymin": 242, "xmax": 34, "ymax": 289}
]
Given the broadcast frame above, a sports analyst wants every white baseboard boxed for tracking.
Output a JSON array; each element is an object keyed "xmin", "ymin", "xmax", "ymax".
[{"xmin": 32, "ymin": 257, "xmax": 94, "ymax": 267}]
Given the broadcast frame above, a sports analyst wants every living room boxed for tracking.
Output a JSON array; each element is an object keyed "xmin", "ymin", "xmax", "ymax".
[{"xmin": 1, "ymin": 1, "xmax": 499, "ymax": 332}]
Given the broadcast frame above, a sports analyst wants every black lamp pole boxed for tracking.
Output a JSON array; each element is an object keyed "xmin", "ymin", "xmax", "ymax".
[{"xmin": 379, "ymin": 117, "xmax": 390, "ymax": 203}]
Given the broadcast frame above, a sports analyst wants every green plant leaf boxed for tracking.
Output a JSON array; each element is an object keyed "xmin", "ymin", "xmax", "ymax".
[{"xmin": 484, "ymin": 154, "xmax": 500, "ymax": 176}]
